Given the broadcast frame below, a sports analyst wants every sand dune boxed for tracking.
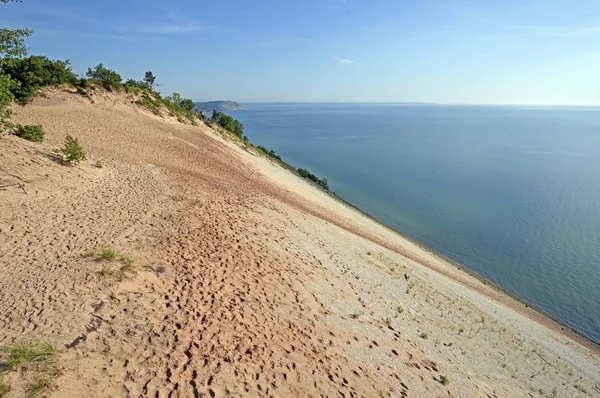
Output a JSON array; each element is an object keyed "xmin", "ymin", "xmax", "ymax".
[{"xmin": 1, "ymin": 87, "xmax": 599, "ymax": 397}]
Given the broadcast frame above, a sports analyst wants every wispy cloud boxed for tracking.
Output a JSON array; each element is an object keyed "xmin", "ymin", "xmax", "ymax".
[
  {"xmin": 519, "ymin": 25, "xmax": 600, "ymax": 38},
  {"xmin": 130, "ymin": 21, "xmax": 207, "ymax": 34},
  {"xmin": 333, "ymin": 56, "xmax": 362, "ymax": 65}
]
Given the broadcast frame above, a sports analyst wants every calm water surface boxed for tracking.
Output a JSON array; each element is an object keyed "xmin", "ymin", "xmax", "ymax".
[{"xmin": 233, "ymin": 103, "xmax": 600, "ymax": 344}]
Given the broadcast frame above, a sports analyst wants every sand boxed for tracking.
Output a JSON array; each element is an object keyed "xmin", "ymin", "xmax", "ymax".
[{"xmin": 0, "ymin": 86, "xmax": 599, "ymax": 397}]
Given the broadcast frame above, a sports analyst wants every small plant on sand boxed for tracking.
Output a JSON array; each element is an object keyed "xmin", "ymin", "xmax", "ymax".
[
  {"xmin": 14, "ymin": 124, "xmax": 44, "ymax": 142},
  {"xmin": 0, "ymin": 378, "xmax": 10, "ymax": 397},
  {"xmin": 60, "ymin": 135, "xmax": 86, "ymax": 165},
  {"xmin": 419, "ymin": 331, "xmax": 429, "ymax": 339},
  {"xmin": 5, "ymin": 341, "xmax": 55, "ymax": 371},
  {"xmin": 396, "ymin": 305, "xmax": 404, "ymax": 314},
  {"xmin": 93, "ymin": 246, "xmax": 137, "ymax": 280},
  {"xmin": 99, "ymin": 247, "xmax": 118, "ymax": 261},
  {"xmin": 384, "ymin": 317, "xmax": 392, "ymax": 326},
  {"xmin": 27, "ymin": 375, "xmax": 51, "ymax": 397},
  {"xmin": 93, "ymin": 160, "xmax": 103, "ymax": 168},
  {"xmin": 349, "ymin": 311, "xmax": 362, "ymax": 319},
  {"xmin": 439, "ymin": 375, "xmax": 450, "ymax": 385},
  {"xmin": 573, "ymin": 384, "xmax": 587, "ymax": 394}
]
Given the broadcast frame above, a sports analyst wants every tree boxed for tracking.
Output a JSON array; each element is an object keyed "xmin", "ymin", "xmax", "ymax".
[
  {"xmin": 180, "ymin": 98, "xmax": 195, "ymax": 112},
  {"xmin": 0, "ymin": 28, "xmax": 33, "ymax": 58},
  {"xmin": 0, "ymin": 73, "xmax": 16, "ymax": 132},
  {"xmin": 86, "ymin": 63, "xmax": 122, "ymax": 89},
  {"xmin": 1, "ymin": 0, "xmax": 31, "ymax": 131},
  {"xmin": 143, "ymin": 71, "xmax": 156, "ymax": 90}
]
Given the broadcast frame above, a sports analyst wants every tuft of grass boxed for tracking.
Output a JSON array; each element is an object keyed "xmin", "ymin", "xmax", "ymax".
[
  {"xmin": 99, "ymin": 247, "xmax": 118, "ymax": 262},
  {"xmin": 93, "ymin": 246, "xmax": 136, "ymax": 280},
  {"xmin": 0, "ymin": 378, "xmax": 10, "ymax": 397},
  {"xmin": 384, "ymin": 317, "xmax": 392, "ymax": 325},
  {"xmin": 93, "ymin": 160, "xmax": 103, "ymax": 168},
  {"xmin": 5, "ymin": 341, "xmax": 55, "ymax": 371},
  {"xmin": 396, "ymin": 305, "xmax": 404, "ymax": 314},
  {"xmin": 439, "ymin": 375, "xmax": 449, "ymax": 385},
  {"xmin": 27, "ymin": 374, "xmax": 51, "ymax": 397},
  {"xmin": 419, "ymin": 331, "xmax": 429, "ymax": 339}
]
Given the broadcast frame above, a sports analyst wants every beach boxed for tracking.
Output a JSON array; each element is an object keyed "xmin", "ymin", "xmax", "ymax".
[{"xmin": 1, "ymin": 87, "xmax": 599, "ymax": 397}]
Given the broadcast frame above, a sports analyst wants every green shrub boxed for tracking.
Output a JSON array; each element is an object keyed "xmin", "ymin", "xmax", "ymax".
[
  {"xmin": 0, "ymin": 56, "xmax": 78, "ymax": 103},
  {"xmin": 86, "ymin": 63, "xmax": 122, "ymax": 90},
  {"xmin": 211, "ymin": 109, "xmax": 244, "ymax": 137},
  {"xmin": 298, "ymin": 167, "xmax": 329, "ymax": 190},
  {"xmin": 60, "ymin": 135, "xmax": 86, "ymax": 165},
  {"xmin": 14, "ymin": 124, "xmax": 44, "ymax": 142},
  {"xmin": 0, "ymin": 73, "xmax": 15, "ymax": 132}
]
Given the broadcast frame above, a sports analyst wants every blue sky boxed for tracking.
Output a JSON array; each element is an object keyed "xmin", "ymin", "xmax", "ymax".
[{"xmin": 2, "ymin": 0, "xmax": 600, "ymax": 104}]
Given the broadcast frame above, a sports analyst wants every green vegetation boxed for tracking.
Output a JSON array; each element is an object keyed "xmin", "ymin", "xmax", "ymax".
[
  {"xmin": 439, "ymin": 375, "xmax": 450, "ymax": 385},
  {"xmin": 59, "ymin": 135, "xmax": 86, "ymax": 165},
  {"xmin": 14, "ymin": 124, "xmax": 43, "ymax": 142},
  {"xmin": 419, "ymin": 331, "xmax": 429, "ymax": 339},
  {"xmin": 211, "ymin": 109, "xmax": 244, "ymax": 137},
  {"xmin": 4, "ymin": 341, "xmax": 55, "ymax": 371},
  {"xmin": 1, "ymin": 56, "xmax": 77, "ymax": 103},
  {"xmin": 27, "ymin": 375, "xmax": 51, "ymax": 397},
  {"xmin": 85, "ymin": 63, "xmax": 122, "ymax": 89},
  {"xmin": 0, "ymin": 27, "xmax": 33, "ymax": 58},
  {"xmin": 256, "ymin": 145, "xmax": 281, "ymax": 160},
  {"xmin": 298, "ymin": 168, "xmax": 329, "ymax": 190},
  {"xmin": 0, "ymin": 378, "xmax": 9, "ymax": 397},
  {"xmin": 88, "ymin": 246, "xmax": 137, "ymax": 280},
  {"xmin": 99, "ymin": 247, "xmax": 118, "ymax": 261}
]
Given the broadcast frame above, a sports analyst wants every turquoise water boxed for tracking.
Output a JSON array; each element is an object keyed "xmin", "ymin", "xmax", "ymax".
[{"xmin": 233, "ymin": 103, "xmax": 600, "ymax": 344}]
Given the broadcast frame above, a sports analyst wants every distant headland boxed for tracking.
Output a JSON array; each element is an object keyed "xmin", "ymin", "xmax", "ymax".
[{"xmin": 195, "ymin": 101, "xmax": 243, "ymax": 111}]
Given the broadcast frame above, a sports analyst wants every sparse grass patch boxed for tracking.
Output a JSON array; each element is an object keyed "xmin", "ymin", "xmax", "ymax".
[
  {"xmin": 439, "ymin": 375, "xmax": 449, "ymax": 385},
  {"xmin": 27, "ymin": 374, "xmax": 51, "ymax": 397},
  {"xmin": 384, "ymin": 317, "xmax": 392, "ymax": 325},
  {"xmin": 93, "ymin": 160, "xmax": 103, "ymax": 168},
  {"xmin": 0, "ymin": 378, "xmax": 9, "ymax": 397},
  {"xmin": 419, "ymin": 331, "xmax": 429, "ymax": 339},
  {"xmin": 91, "ymin": 246, "xmax": 137, "ymax": 280},
  {"xmin": 4, "ymin": 341, "xmax": 55, "ymax": 371},
  {"xmin": 99, "ymin": 247, "xmax": 118, "ymax": 262}
]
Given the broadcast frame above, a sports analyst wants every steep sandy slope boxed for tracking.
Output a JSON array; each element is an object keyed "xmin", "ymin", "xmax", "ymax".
[{"xmin": 1, "ymin": 87, "xmax": 599, "ymax": 397}]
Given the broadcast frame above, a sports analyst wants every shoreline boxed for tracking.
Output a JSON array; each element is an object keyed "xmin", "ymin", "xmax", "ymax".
[
  {"xmin": 331, "ymin": 188, "xmax": 600, "ymax": 355},
  {"xmin": 253, "ymin": 151, "xmax": 600, "ymax": 355}
]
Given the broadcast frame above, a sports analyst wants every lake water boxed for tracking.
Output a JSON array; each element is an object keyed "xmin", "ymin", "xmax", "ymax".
[{"xmin": 233, "ymin": 103, "xmax": 600, "ymax": 344}]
